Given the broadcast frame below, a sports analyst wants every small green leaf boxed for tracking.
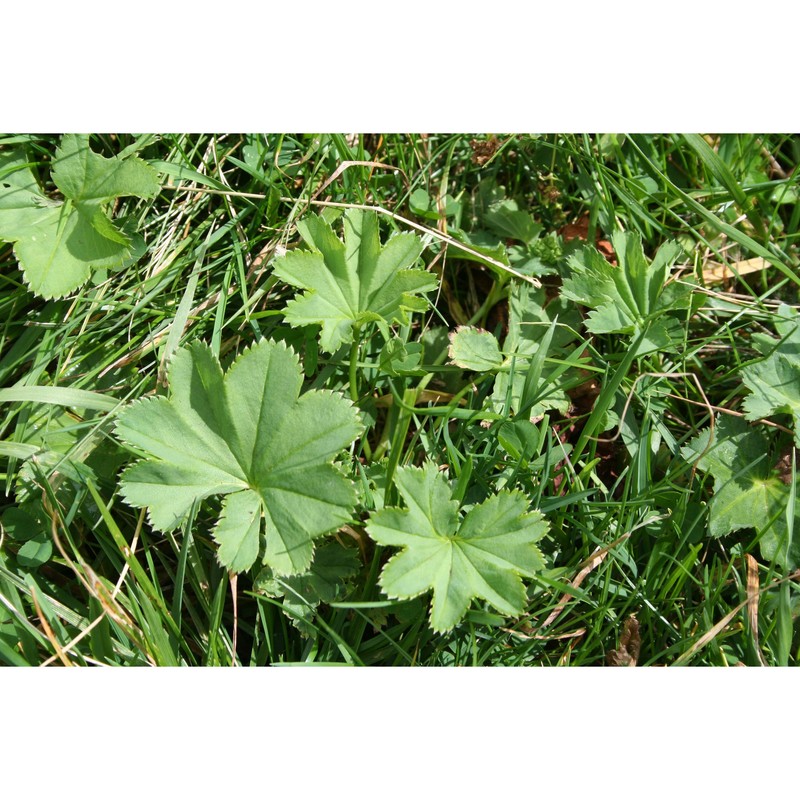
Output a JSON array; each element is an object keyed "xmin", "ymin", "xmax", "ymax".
[
  {"xmin": 255, "ymin": 541, "xmax": 360, "ymax": 634},
  {"xmin": 17, "ymin": 537, "xmax": 53, "ymax": 569},
  {"xmin": 490, "ymin": 284, "xmax": 581, "ymax": 419},
  {"xmin": 273, "ymin": 209, "xmax": 437, "ymax": 353},
  {"xmin": 448, "ymin": 326, "xmax": 504, "ymax": 371},
  {"xmin": 484, "ymin": 199, "xmax": 542, "ymax": 245},
  {"xmin": 116, "ymin": 339, "xmax": 363, "ymax": 576},
  {"xmin": 409, "ymin": 189, "xmax": 460, "ymax": 220},
  {"xmin": 379, "ymin": 338, "xmax": 425, "ymax": 377},
  {"xmin": 1, "ymin": 505, "xmax": 53, "ymax": 569},
  {"xmin": 366, "ymin": 463, "xmax": 548, "ymax": 632}
]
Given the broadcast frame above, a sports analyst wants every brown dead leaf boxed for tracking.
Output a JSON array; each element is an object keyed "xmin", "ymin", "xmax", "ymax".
[
  {"xmin": 606, "ymin": 616, "xmax": 641, "ymax": 666},
  {"xmin": 702, "ymin": 257, "xmax": 769, "ymax": 284},
  {"xmin": 775, "ymin": 448, "xmax": 798, "ymax": 485},
  {"xmin": 470, "ymin": 136, "xmax": 501, "ymax": 166},
  {"xmin": 745, "ymin": 554, "xmax": 767, "ymax": 666}
]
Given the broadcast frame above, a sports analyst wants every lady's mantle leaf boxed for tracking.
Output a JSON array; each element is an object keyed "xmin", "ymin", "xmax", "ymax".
[
  {"xmin": 273, "ymin": 209, "xmax": 438, "ymax": 352},
  {"xmin": 448, "ymin": 326, "xmax": 504, "ymax": 372},
  {"xmin": 255, "ymin": 541, "xmax": 361, "ymax": 635},
  {"xmin": 448, "ymin": 286, "xmax": 582, "ymax": 420},
  {"xmin": 0, "ymin": 135, "xmax": 159, "ymax": 299},
  {"xmin": 562, "ymin": 231, "xmax": 689, "ymax": 343},
  {"xmin": 741, "ymin": 304, "xmax": 800, "ymax": 447},
  {"xmin": 682, "ymin": 415, "xmax": 800, "ymax": 569},
  {"xmin": 116, "ymin": 339, "xmax": 363, "ymax": 576},
  {"xmin": 365, "ymin": 463, "xmax": 548, "ymax": 632}
]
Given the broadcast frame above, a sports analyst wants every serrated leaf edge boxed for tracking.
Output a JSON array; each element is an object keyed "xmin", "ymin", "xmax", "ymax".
[{"xmin": 370, "ymin": 474, "xmax": 547, "ymax": 633}]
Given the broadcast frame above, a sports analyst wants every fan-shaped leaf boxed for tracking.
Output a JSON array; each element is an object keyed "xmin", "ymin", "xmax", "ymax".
[
  {"xmin": 366, "ymin": 463, "xmax": 548, "ymax": 632},
  {"xmin": 273, "ymin": 209, "xmax": 438, "ymax": 352},
  {"xmin": 116, "ymin": 339, "xmax": 363, "ymax": 575}
]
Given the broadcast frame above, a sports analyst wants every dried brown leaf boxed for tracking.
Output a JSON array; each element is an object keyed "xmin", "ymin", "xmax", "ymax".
[{"xmin": 606, "ymin": 616, "xmax": 641, "ymax": 666}]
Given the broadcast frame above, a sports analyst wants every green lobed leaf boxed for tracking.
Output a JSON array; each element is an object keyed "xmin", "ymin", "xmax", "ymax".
[
  {"xmin": 682, "ymin": 415, "xmax": 800, "ymax": 568},
  {"xmin": 255, "ymin": 541, "xmax": 361, "ymax": 635},
  {"xmin": 741, "ymin": 305, "xmax": 800, "ymax": 447},
  {"xmin": 116, "ymin": 339, "xmax": 363, "ymax": 576},
  {"xmin": 483, "ymin": 198, "xmax": 543, "ymax": 245},
  {"xmin": 561, "ymin": 231, "xmax": 687, "ymax": 336},
  {"xmin": 52, "ymin": 134, "xmax": 160, "ymax": 204},
  {"xmin": 366, "ymin": 463, "xmax": 548, "ymax": 632},
  {"xmin": 273, "ymin": 209, "xmax": 437, "ymax": 352},
  {"xmin": 0, "ymin": 135, "xmax": 159, "ymax": 299}
]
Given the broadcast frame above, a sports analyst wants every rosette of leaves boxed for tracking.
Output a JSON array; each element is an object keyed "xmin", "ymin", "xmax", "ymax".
[
  {"xmin": 366, "ymin": 463, "xmax": 548, "ymax": 632},
  {"xmin": 116, "ymin": 339, "xmax": 363, "ymax": 576},
  {"xmin": 272, "ymin": 209, "xmax": 438, "ymax": 353},
  {"xmin": 561, "ymin": 231, "xmax": 694, "ymax": 351},
  {"xmin": 0, "ymin": 135, "xmax": 159, "ymax": 298},
  {"xmin": 448, "ymin": 283, "xmax": 582, "ymax": 420}
]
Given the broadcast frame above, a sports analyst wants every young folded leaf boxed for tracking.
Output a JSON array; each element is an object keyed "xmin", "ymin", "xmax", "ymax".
[
  {"xmin": 561, "ymin": 231, "xmax": 690, "ymax": 346},
  {"xmin": 366, "ymin": 463, "xmax": 548, "ymax": 632},
  {"xmin": 116, "ymin": 339, "xmax": 363, "ymax": 576},
  {"xmin": 273, "ymin": 209, "xmax": 438, "ymax": 352}
]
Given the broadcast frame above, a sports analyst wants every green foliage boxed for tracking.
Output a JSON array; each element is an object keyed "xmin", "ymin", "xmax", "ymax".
[
  {"xmin": 491, "ymin": 283, "xmax": 582, "ymax": 418},
  {"xmin": 378, "ymin": 337, "xmax": 425, "ymax": 377},
  {"xmin": 1, "ymin": 505, "xmax": 52, "ymax": 569},
  {"xmin": 273, "ymin": 209, "xmax": 438, "ymax": 352},
  {"xmin": 366, "ymin": 463, "xmax": 548, "ymax": 632},
  {"xmin": 448, "ymin": 326, "xmax": 504, "ymax": 372},
  {"xmin": 562, "ymin": 231, "xmax": 692, "ymax": 348},
  {"xmin": 448, "ymin": 284, "xmax": 582, "ymax": 420},
  {"xmin": 742, "ymin": 304, "xmax": 800, "ymax": 447},
  {"xmin": 3, "ymin": 133, "xmax": 800, "ymax": 667},
  {"xmin": 255, "ymin": 541, "xmax": 361, "ymax": 635},
  {"xmin": 116, "ymin": 339, "xmax": 363, "ymax": 576},
  {"xmin": 683, "ymin": 415, "xmax": 800, "ymax": 569},
  {"xmin": 0, "ymin": 135, "xmax": 159, "ymax": 298},
  {"xmin": 465, "ymin": 180, "xmax": 573, "ymax": 277}
]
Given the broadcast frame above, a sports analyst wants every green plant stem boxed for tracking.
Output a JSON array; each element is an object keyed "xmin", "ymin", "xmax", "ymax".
[
  {"xmin": 466, "ymin": 279, "xmax": 506, "ymax": 329},
  {"xmin": 384, "ymin": 387, "xmax": 417, "ymax": 502},
  {"xmin": 572, "ymin": 327, "xmax": 647, "ymax": 463},
  {"xmin": 349, "ymin": 333, "xmax": 373, "ymax": 460},
  {"xmin": 348, "ymin": 338, "xmax": 360, "ymax": 404}
]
